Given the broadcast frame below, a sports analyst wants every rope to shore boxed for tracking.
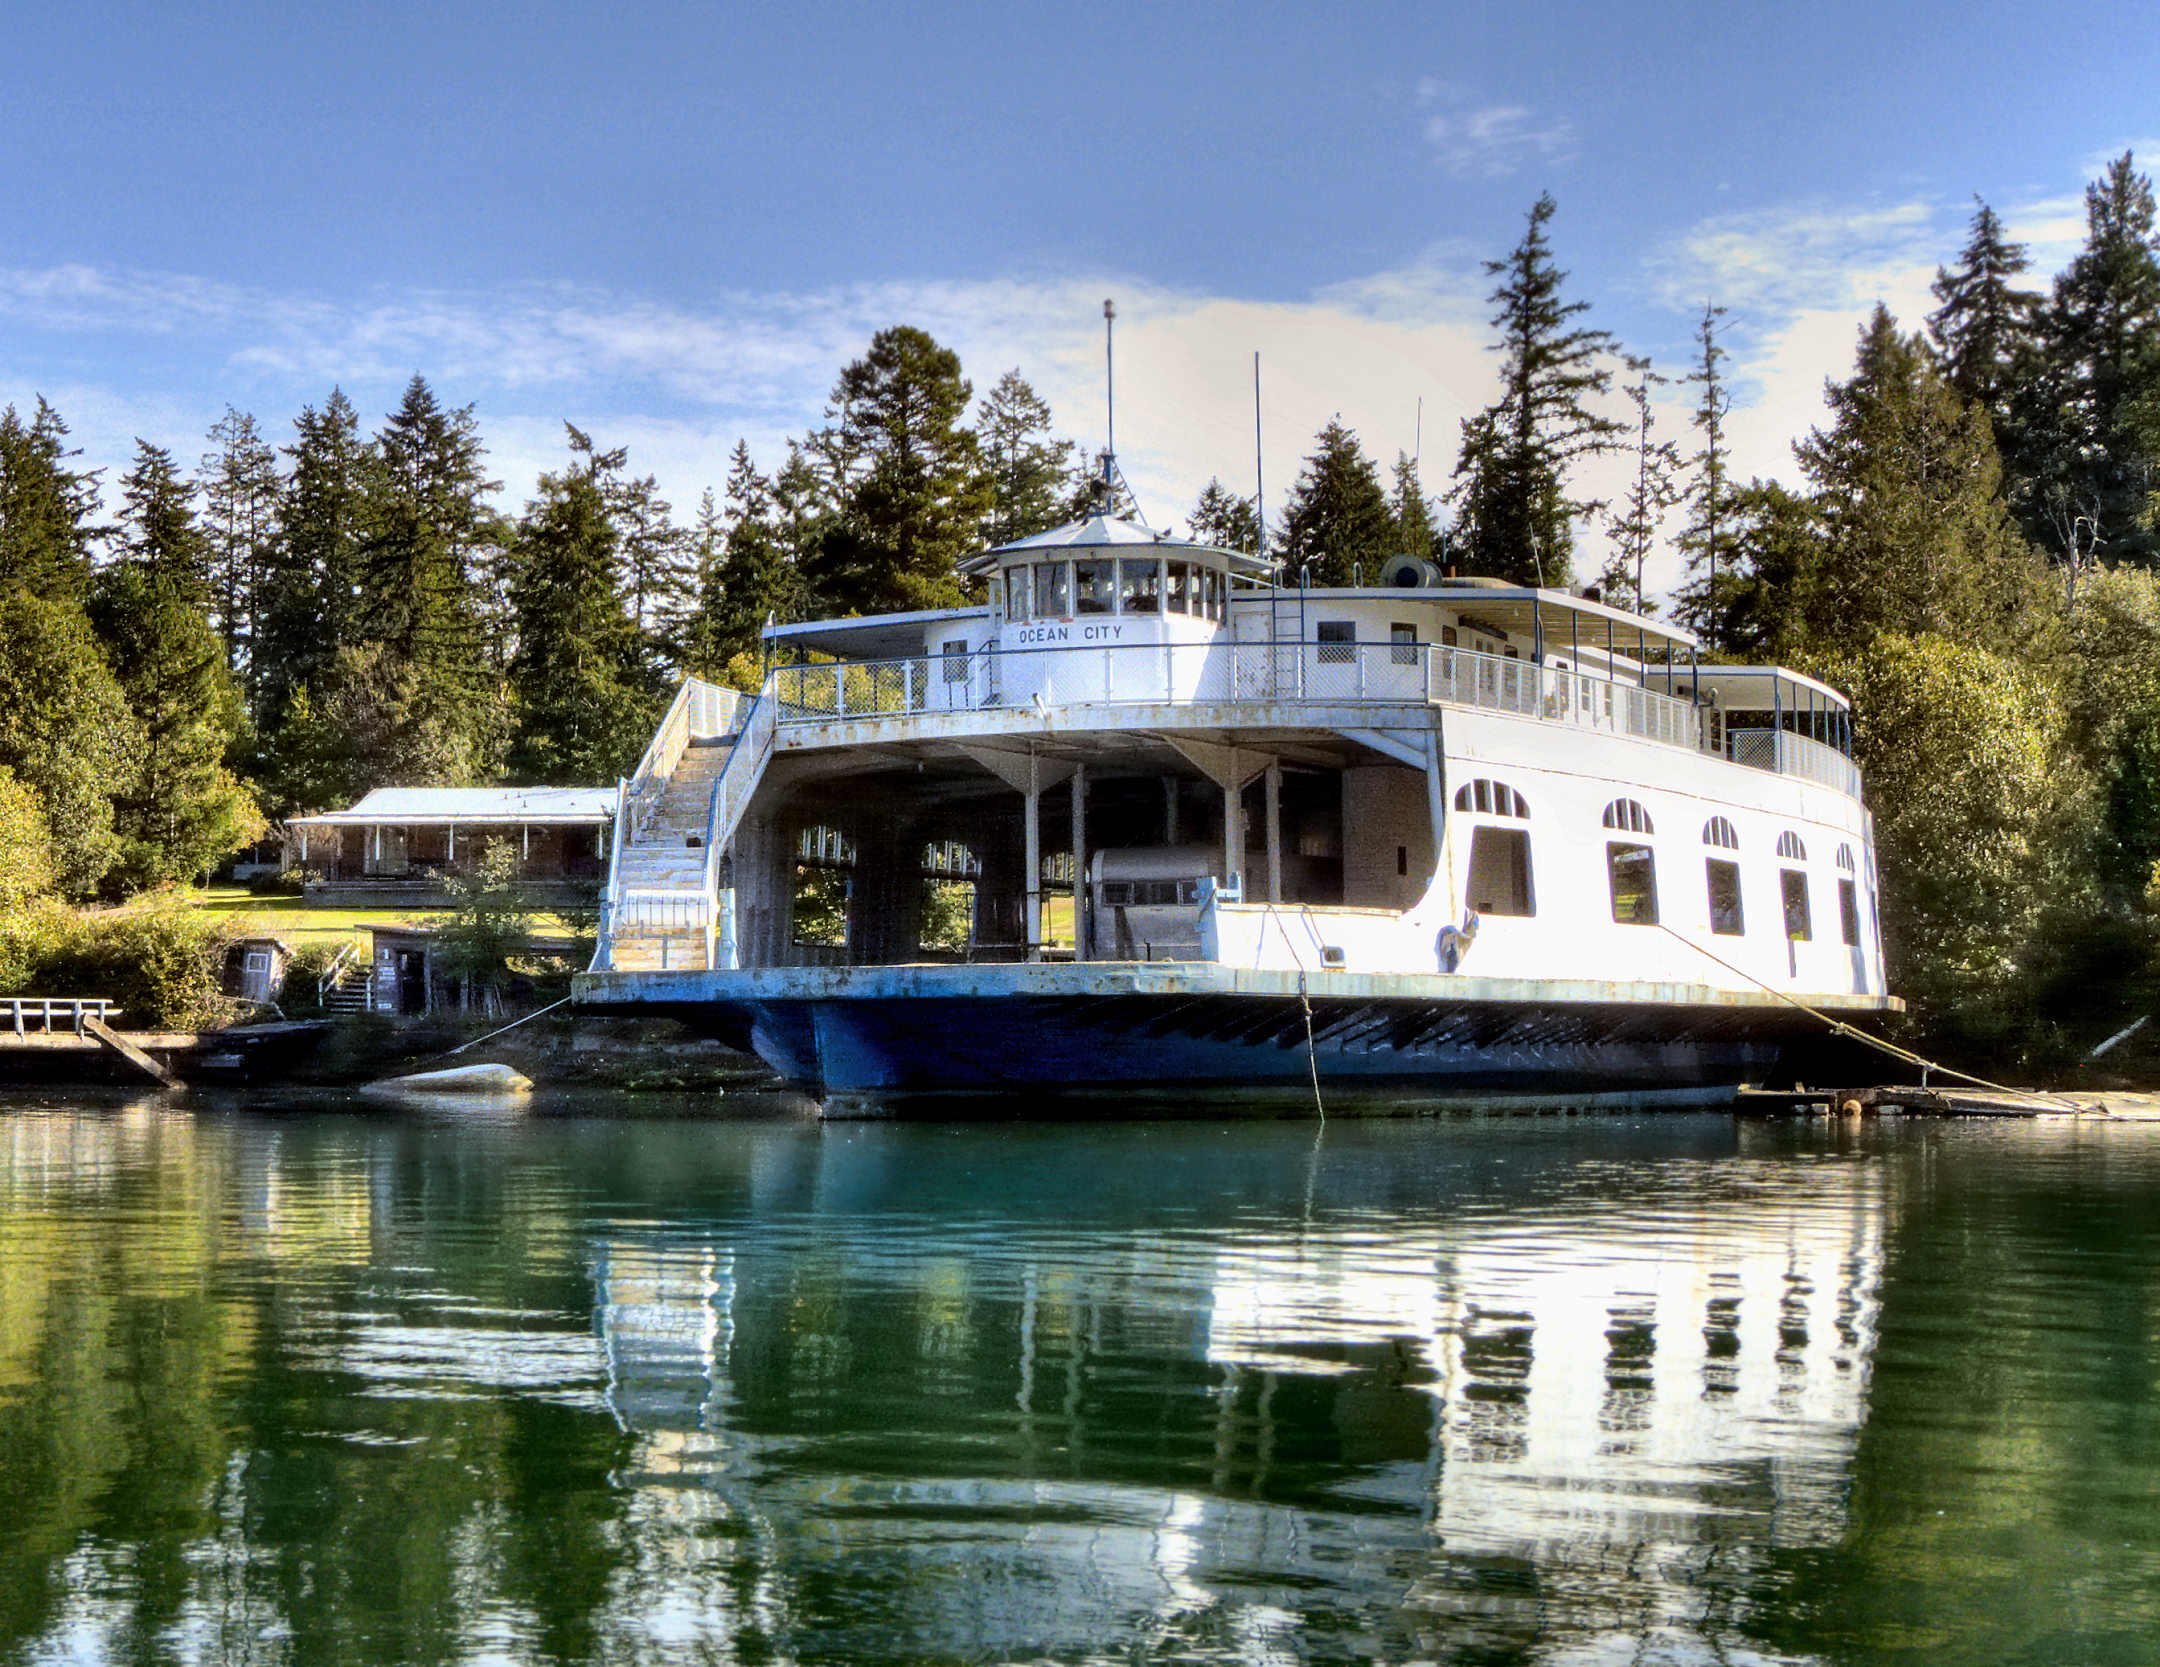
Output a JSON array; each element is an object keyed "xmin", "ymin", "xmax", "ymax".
[
  {"xmin": 419, "ymin": 995, "xmax": 577, "ymax": 1065},
  {"xmin": 1651, "ymin": 923, "xmax": 2087, "ymax": 1110}
]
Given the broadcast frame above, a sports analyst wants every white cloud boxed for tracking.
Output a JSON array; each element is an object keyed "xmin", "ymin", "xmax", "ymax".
[
  {"xmin": 1414, "ymin": 80, "xmax": 1574, "ymax": 179},
  {"xmin": 0, "ymin": 259, "xmax": 1507, "ymax": 552}
]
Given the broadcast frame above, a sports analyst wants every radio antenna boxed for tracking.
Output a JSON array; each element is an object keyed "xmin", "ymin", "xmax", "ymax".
[
  {"xmin": 1103, "ymin": 298, "xmax": 1116, "ymax": 474},
  {"xmin": 1253, "ymin": 351, "xmax": 1266, "ymax": 557}
]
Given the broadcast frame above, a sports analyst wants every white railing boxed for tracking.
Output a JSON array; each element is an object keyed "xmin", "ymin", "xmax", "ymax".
[
  {"xmin": 1728, "ymin": 727, "xmax": 1862, "ymax": 797},
  {"xmin": 3, "ymin": 996, "xmax": 117, "ymax": 1034},
  {"xmin": 697, "ymin": 693, "xmax": 776, "ymax": 969},
  {"xmin": 772, "ymin": 640, "xmax": 1710, "ymax": 753},
  {"xmin": 623, "ymin": 676, "xmax": 740, "ymax": 843}
]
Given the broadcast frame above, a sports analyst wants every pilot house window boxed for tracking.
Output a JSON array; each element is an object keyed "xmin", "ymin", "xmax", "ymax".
[{"xmin": 1317, "ymin": 621, "xmax": 1355, "ymax": 663}]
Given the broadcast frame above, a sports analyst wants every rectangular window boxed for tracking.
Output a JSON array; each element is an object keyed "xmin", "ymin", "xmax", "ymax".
[
  {"xmin": 1390, "ymin": 622, "xmax": 1418, "ymax": 665},
  {"xmin": 1073, "ymin": 560, "xmax": 1112, "ymax": 614},
  {"xmin": 1317, "ymin": 620, "xmax": 1355, "ymax": 663},
  {"xmin": 1203, "ymin": 568, "xmax": 1225, "ymax": 621},
  {"xmin": 1120, "ymin": 557, "xmax": 1161, "ymax": 614},
  {"xmin": 941, "ymin": 641, "xmax": 969, "ymax": 683},
  {"xmin": 1838, "ymin": 877, "xmax": 1861, "ymax": 946},
  {"xmin": 1781, "ymin": 869, "xmax": 1812, "ymax": 940},
  {"xmin": 1466, "ymin": 826, "xmax": 1535, "ymax": 916},
  {"xmin": 1166, "ymin": 562, "xmax": 1191, "ymax": 615},
  {"xmin": 1608, "ymin": 841, "xmax": 1658, "ymax": 925},
  {"xmin": 992, "ymin": 575, "xmax": 1013, "ymax": 622},
  {"xmin": 1706, "ymin": 858, "xmax": 1745, "ymax": 936},
  {"xmin": 1034, "ymin": 562, "xmax": 1069, "ymax": 618},
  {"xmin": 1441, "ymin": 625, "xmax": 1459, "ymax": 647}
]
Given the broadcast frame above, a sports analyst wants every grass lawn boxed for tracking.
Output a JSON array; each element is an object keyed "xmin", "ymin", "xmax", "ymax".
[{"xmin": 183, "ymin": 887, "xmax": 581, "ymax": 950}]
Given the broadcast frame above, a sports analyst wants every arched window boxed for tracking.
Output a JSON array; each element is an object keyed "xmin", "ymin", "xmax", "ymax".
[
  {"xmin": 1603, "ymin": 798, "xmax": 1654, "ymax": 835},
  {"xmin": 1702, "ymin": 816, "xmax": 1739, "ymax": 850},
  {"xmin": 1835, "ymin": 843, "xmax": 1856, "ymax": 872},
  {"xmin": 1454, "ymin": 779, "xmax": 1530, "ymax": 819},
  {"xmin": 1776, "ymin": 831, "xmax": 1807, "ymax": 861}
]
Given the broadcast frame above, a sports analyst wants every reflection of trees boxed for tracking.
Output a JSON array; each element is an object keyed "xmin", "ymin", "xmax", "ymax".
[
  {"xmin": 1737, "ymin": 1126, "xmax": 2160, "ymax": 1663},
  {"xmin": 7, "ymin": 1110, "xmax": 2042, "ymax": 1664}
]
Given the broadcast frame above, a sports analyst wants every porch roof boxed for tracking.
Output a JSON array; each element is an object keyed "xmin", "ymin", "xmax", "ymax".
[{"xmin": 289, "ymin": 787, "xmax": 617, "ymax": 828}]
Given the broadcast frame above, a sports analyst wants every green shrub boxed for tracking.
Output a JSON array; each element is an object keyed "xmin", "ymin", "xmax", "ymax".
[{"xmin": 1, "ymin": 898, "xmax": 244, "ymax": 1030}]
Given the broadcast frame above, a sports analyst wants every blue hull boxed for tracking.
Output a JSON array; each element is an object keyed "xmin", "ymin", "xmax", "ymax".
[
  {"xmin": 575, "ymin": 963, "xmax": 1894, "ymax": 1111},
  {"xmin": 739, "ymin": 993, "xmax": 1798, "ymax": 1107}
]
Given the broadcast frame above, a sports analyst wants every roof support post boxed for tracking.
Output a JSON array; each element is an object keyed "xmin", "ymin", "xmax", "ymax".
[
  {"xmin": 1070, "ymin": 764, "xmax": 1088, "ymax": 962},
  {"xmin": 1024, "ymin": 758, "xmax": 1042, "ymax": 961},
  {"xmin": 1264, "ymin": 760, "xmax": 1282, "ymax": 904}
]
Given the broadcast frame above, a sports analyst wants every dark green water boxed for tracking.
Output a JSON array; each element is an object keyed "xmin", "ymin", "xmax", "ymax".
[{"xmin": 4, "ymin": 1091, "xmax": 2160, "ymax": 1665}]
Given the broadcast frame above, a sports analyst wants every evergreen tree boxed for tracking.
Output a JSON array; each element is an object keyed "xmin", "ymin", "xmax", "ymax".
[
  {"xmin": 572, "ymin": 426, "xmax": 693, "ymax": 681},
  {"xmin": 348, "ymin": 377, "xmax": 504, "ymax": 784},
  {"xmin": 89, "ymin": 565, "xmax": 261, "ymax": 889},
  {"xmin": 1672, "ymin": 305, "xmax": 1744, "ymax": 642},
  {"xmin": 1795, "ymin": 305, "xmax": 2045, "ymax": 647},
  {"xmin": 259, "ymin": 390, "xmax": 366, "ymax": 734},
  {"xmin": 117, "ymin": 442, "xmax": 210, "ymax": 601},
  {"xmin": 1689, "ymin": 480, "xmax": 1827, "ymax": 662},
  {"xmin": 1186, "ymin": 479, "xmax": 1260, "ymax": 553},
  {"xmin": 1447, "ymin": 193, "xmax": 1624, "ymax": 585},
  {"xmin": 976, "ymin": 370, "xmax": 1077, "ymax": 546},
  {"xmin": 1928, "ymin": 196, "xmax": 2041, "ymax": 422},
  {"xmin": 1389, "ymin": 453, "xmax": 1438, "ymax": 566},
  {"xmin": 198, "ymin": 407, "xmax": 281, "ymax": 700},
  {"xmin": 801, "ymin": 327, "xmax": 994, "ymax": 614},
  {"xmin": 0, "ymin": 590, "xmax": 136, "ymax": 896},
  {"xmin": 1599, "ymin": 355, "xmax": 1681, "ymax": 613},
  {"xmin": 691, "ymin": 443, "xmax": 805, "ymax": 681},
  {"xmin": 503, "ymin": 433, "xmax": 655, "ymax": 784},
  {"xmin": 1275, "ymin": 417, "xmax": 1395, "ymax": 585},
  {"xmin": 92, "ymin": 451, "xmax": 259, "ymax": 888},
  {"xmin": 0, "ymin": 399, "xmax": 101, "ymax": 604},
  {"xmin": 2016, "ymin": 153, "xmax": 2160, "ymax": 572}
]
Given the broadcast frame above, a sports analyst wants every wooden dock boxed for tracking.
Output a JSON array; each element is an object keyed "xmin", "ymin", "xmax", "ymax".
[
  {"xmin": 1736, "ymin": 1083, "xmax": 2115, "ymax": 1118},
  {"xmin": 1, "ymin": 996, "xmax": 327, "ymax": 1086}
]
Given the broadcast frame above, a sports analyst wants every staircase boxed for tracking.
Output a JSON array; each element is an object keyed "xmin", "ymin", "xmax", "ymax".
[
  {"xmin": 319, "ymin": 943, "xmax": 371, "ymax": 1014},
  {"xmin": 605, "ymin": 741, "xmax": 733, "ymax": 971},
  {"xmin": 596, "ymin": 677, "xmax": 772, "ymax": 973}
]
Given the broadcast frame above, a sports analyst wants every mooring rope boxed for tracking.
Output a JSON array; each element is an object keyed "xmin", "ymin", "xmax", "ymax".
[
  {"xmin": 1651, "ymin": 922, "xmax": 2088, "ymax": 1110},
  {"xmin": 1297, "ymin": 971, "xmax": 1325, "ymax": 1121}
]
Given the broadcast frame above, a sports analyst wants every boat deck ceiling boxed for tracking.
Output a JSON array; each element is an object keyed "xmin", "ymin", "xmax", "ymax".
[
  {"xmin": 766, "ymin": 607, "xmax": 990, "ymax": 660},
  {"xmin": 1692, "ymin": 663, "xmax": 1852, "ymax": 712},
  {"xmin": 774, "ymin": 727, "xmax": 1413, "ymax": 805}
]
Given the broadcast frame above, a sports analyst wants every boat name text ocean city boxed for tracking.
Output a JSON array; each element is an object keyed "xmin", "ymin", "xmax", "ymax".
[{"xmin": 1012, "ymin": 623, "xmax": 1127, "ymax": 644}]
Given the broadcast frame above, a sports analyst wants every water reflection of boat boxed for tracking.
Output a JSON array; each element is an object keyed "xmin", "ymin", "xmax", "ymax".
[{"xmin": 583, "ymin": 1126, "xmax": 1885, "ymax": 1659}]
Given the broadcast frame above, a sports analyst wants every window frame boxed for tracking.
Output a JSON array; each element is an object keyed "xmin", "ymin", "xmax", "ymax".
[
  {"xmin": 1317, "ymin": 620, "xmax": 1356, "ymax": 664},
  {"xmin": 1607, "ymin": 840, "xmax": 1660, "ymax": 926},
  {"xmin": 1466, "ymin": 824, "xmax": 1536, "ymax": 918},
  {"xmin": 1706, "ymin": 856, "xmax": 1745, "ymax": 936}
]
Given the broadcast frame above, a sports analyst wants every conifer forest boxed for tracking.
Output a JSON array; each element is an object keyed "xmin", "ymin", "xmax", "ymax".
[{"xmin": 7, "ymin": 157, "xmax": 2160, "ymax": 1065}]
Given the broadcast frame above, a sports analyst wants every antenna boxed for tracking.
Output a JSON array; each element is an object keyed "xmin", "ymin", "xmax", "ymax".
[
  {"xmin": 1253, "ymin": 351, "xmax": 1265, "ymax": 558},
  {"xmin": 1103, "ymin": 298, "xmax": 1116, "ymax": 472},
  {"xmin": 1414, "ymin": 396, "xmax": 1422, "ymax": 468}
]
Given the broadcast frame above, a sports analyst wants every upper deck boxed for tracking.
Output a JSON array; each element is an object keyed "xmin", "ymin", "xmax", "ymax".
[{"xmin": 759, "ymin": 517, "xmax": 1861, "ymax": 801}]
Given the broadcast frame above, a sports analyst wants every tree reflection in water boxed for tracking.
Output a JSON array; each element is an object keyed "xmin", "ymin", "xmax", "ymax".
[{"xmin": 2, "ymin": 1100, "xmax": 2158, "ymax": 1663}]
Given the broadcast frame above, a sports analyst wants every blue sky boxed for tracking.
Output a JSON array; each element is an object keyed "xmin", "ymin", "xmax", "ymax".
[{"xmin": 3, "ymin": 0, "xmax": 2154, "ymax": 593}]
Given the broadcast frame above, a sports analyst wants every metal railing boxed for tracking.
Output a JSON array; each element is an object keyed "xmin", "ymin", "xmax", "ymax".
[
  {"xmin": 622, "ymin": 676, "xmax": 741, "ymax": 844},
  {"xmin": 1727, "ymin": 726, "xmax": 1862, "ymax": 797},
  {"xmin": 772, "ymin": 639, "xmax": 1712, "ymax": 755}
]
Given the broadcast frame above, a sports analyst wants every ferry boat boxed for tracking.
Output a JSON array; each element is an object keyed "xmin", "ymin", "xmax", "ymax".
[{"xmin": 574, "ymin": 476, "xmax": 1897, "ymax": 1110}]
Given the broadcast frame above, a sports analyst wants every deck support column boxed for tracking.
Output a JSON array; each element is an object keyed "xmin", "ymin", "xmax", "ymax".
[
  {"xmin": 1070, "ymin": 764, "xmax": 1088, "ymax": 962},
  {"xmin": 1163, "ymin": 777, "xmax": 1179, "ymax": 844},
  {"xmin": 1264, "ymin": 761, "xmax": 1282, "ymax": 903},
  {"xmin": 1024, "ymin": 761, "xmax": 1042, "ymax": 961},
  {"xmin": 959, "ymin": 747, "xmax": 1076, "ymax": 964}
]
